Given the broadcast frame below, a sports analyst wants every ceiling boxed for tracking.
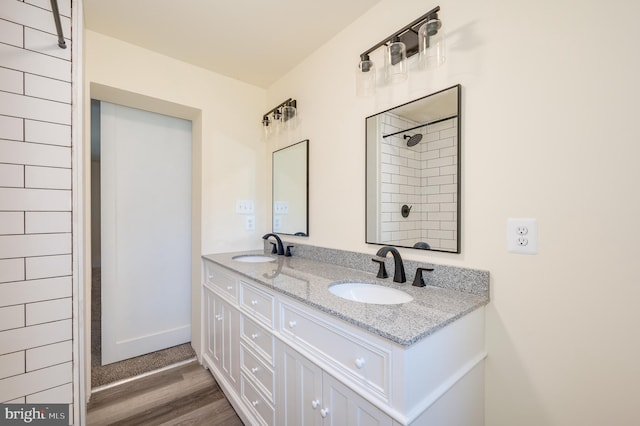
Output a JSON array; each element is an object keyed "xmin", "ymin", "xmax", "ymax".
[{"xmin": 84, "ymin": 0, "xmax": 383, "ymax": 88}]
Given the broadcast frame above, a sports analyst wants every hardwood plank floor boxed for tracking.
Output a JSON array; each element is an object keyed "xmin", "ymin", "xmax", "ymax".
[{"xmin": 87, "ymin": 361, "xmax": 243, "ymax": 425}]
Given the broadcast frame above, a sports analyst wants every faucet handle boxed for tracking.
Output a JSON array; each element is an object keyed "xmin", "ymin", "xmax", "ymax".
[
  {"xmin": 270, "ymin": 242, "xmax": 278, "ymax": 254},
  {"xmin": 285, "ymin": 245, "xmax": 294, "ymax": 257},
  {"xmin": 372, "ymin": 259, "xmax": 388, "ymax": 279},
  {"xmin": 412, "ymin": 267, "xmax": 434, "ymax": 287}
]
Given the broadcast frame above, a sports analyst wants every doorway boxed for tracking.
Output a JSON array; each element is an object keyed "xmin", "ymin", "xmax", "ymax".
[{"xmin": 90, "ymin": 100, "xmax": 196, "ymax": 387}]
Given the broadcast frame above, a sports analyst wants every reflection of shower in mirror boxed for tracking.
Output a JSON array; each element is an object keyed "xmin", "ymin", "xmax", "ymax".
[{"xmin": 404, "ymin": 133, "xmax": 423, "ymax": 147}]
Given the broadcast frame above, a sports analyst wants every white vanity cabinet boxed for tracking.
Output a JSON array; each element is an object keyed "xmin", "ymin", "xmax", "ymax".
[
  {"xmin": 202, "ymin": 258, "xmax": 486, "ymax": 426},
  {"xmin": 278, "ymin": 342, "xmax": 392, "ymax": 426}
]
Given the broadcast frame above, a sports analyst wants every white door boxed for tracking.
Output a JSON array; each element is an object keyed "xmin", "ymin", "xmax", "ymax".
[{"xmin": 100, "ymin": 101, "xmax": 192, "ymax": 365}]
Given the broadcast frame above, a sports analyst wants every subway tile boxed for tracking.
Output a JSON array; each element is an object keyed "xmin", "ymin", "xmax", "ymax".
[
  {"xmin": 0, "ymin": 305, "xmax": 25, "ymax": 331},
  {"xmin": 24, "ymin": 120, "xmax": 71, "ymax": 147},
  {"xmin": 0, "ymin": 67, "xmax": 24, "ymax": 94},
  {"xmin": 440, "ymin": 184, "xmax": 457, "ymax": 194},
  {"xmin": 427, "ymin": 138, "xmax": 454, "ymax": 152},
  {"xmin": 0, "ymin": 362, "xmax": 71, "ymax": 403},
  {"xmin": 25, "ymin": 340, "xmax": 71, "ymax": 372},
  {"xmin": 428, "ymin": 194, "xmax": 454, "ymax": 204},
  {"xmin": 0, "ymin": 351, "xmax": 25, "ymax": 380},
  {"xmin": 0, "ymin": 139, "xmax": 70, "ymax": 168},
  {"xmin": 0, "ymin": 43, "xmax": 70, "ymax": 82},
  {"xmin": 0, "ymin": 116, "xmax": 24, "ymax": 141},
  {"xmin": 0, "ymin": 19, "xmax": 23, "ymax": 47},
  {"xmin": 428, "ymin": 175, "xmax": 454, "ymax": 186},
  {"xmin": 25, "ymin": 166, "xmax": 70, "ymax": 189},
  {"xmin": 24, "ymin": 27, "xmax": 71, "ymax": 61},
  {"xmin": 0, "ymin": 1, "xmax": 71, "ymax": 38},
  {"xmin": 0, "ymin": 164, "xmax": 24, "ymax": 188},
  {"xmin": 427, "ymin": 119, "xmax": 453, "ymax": 133},
  {"xmin": 0, "ymin": 258, "xmax": 24, "ymax": 284},
  {"xmin": 381, "ymin": 163, "xmax": 399, "ymax": 175},
  {"xmin": 380, "ymin": 172, "xmax": 391, "ymax": 183},
  {"xmin": 427, "ymin": 157, "xmax": 453, "ymax": 169},
  {"xmin": 439, "ymin": 165, "xmax": 457, "ymax": 176},
  {"xmin": 399, "ymin": 185, "xmax": 415, "ymax": 195},
  {"xmin": 380, "ymin": 192, "xmax": 391, "ymax": 203},
  {"xmin": 0, "ymin": 276, "xmax": 71, "ymax": 307},
  {"xmin": 441, "ymin": 221, "xmax": 457, "ymax": 230},
  {"xmin": 391, "ymin": 193, "xmax": 408, "ymax": 203},
  {"xmin": 398, "ymin": 166, "xmax": 415, "ymax": 177},
  {"xmin": 26, "ymin": 297, "xmax": 71, "ymax": 326},
  {"xmin": 25, "ymin": 254, "xmax": 71, "ymax": 280},
  {"xmin": 0, "ymin": 212, "xmax": 24, "ymax": 235},
  {"xmin": 428, "ymin": 211, "xmax": 455, "ymax": 221},
  {"xmin": 0, "ymin": 234, "xmax": 71, "ymax": 258},
  {"xmin": 26, "ymin": 382, "xmax": 72, "ymax": 404},
  {"xmin": 380, "ymin": 183, "xmax": 399, "ymax": 194},
  {"xmin": 0, "ymin": 92, "xmax": 71, "ymax": 125},
  {"xmin": 391, "ymin": 155, "xmax": 408, "ymax": 167},
  {"xmin": 439, "ymin": 146, "xmax": 457, "ymax": 157},
  {"xmin": 0, "ymin": 188, "xmax": 71, "ymax": 211},
  {"xmin": 439, "ymin": 127, "xmax": 457, "ymax": 138},
  {"xmin": 25, "ymin": 212, "xmax": 70, "ymax": 234},
  {"xmin": 428, "ymin": 229, "xmax": 454, "ymax": 240},
  {"xmin": 0, "ymin": 319, "xmax": 71, "ymax": 356},
  {"xmin": 391, "ymin": 174, "xmax": 407, "ymax": 185},
  {"xmin": 24, "ymin": 0, "xmax": 72, "ymax": 18},
  {"xmin": 24, "ymin": 73, "xmax": 71, "ymax": 103}
]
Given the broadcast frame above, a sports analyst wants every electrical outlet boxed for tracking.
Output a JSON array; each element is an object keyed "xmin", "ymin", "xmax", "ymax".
[
  {"xmin": 507, "ymin": 218, "xmax": 538, "ymax": 254},
  {"xmin": 245, "ymin": 215, "xmax": 255, "ymax": 231},
  {"xmin": 273, "ymin": 216, "xmax": 282, "ymax": 231}
]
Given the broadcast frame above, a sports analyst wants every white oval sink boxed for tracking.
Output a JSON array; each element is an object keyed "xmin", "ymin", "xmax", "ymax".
[
  {"xmin": 328, "ymin": 282, "xmax": 413, "ymax": 305},
  {"xmin": 232, "ymin": 255, "xmax": 276, "ymax": 263}
]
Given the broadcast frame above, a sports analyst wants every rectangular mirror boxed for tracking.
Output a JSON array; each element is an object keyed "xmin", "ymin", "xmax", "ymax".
[
  {"xmin": 366, "ymin": 85, "xmax": 460, "ymax": 253},
  {"xmin": 273, "ymin": 139, "xmax": 309, "ymax": 236}
]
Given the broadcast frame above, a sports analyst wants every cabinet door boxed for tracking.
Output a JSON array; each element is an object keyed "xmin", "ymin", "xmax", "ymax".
[
  {"xmin": 203, "ymin": 288, "xmax": 216, "ymax": 360},
  {"xmin": 278, "ymin": 343, "xmax": 323, "ymax": 426},
  {"xmin": 323, "ymin": 373, "xmax": 392, "ymax": 426},
  {"xmin": 223, "ymin": 299, "xmax": 240, "ymax": 390}
]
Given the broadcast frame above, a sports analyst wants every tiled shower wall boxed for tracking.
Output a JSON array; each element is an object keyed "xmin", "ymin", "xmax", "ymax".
[
  {"xmin": 0, "ymin": 0, "xmax": 74, "ymax": 416},
  {"xmin": 379, "ymin": 113, "xmax": 457, "ymax": 250}
]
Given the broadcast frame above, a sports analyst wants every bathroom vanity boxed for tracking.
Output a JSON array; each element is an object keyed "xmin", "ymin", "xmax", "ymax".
[{"xmin": 201, "ymin": 249, "xmax": 488, "ymax": 426}]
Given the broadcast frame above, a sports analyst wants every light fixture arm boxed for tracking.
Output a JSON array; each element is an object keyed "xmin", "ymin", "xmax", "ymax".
[
  {"xmin": 262, "ymin": 98, "xmax": 297, "ymax": 123},
  {"xmin": 360, "ymin": 5, "xmax": 440, "ymax": 62}
]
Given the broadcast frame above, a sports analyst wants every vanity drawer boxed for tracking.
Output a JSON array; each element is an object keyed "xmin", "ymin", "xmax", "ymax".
[
  {"xmin": 279, "ymin": 301, "xmax": 390, "ymax": 400},
  {"xmin": 204, "ymin": 261, "xmax": 238, "ymax": 302},
  {"xmin": 241, "ymin": 315, "xmax": 275, "ymax": 366},
  {"xmin": 240, "ymin": 343, "xmax": 275, "ymax": 402},
  {"xmin": 241, "ymin": 374, "xmax": 275, "ymax": 426},
  {"xmin": 240, "ymin": 281, "xmax": 275, "ymax": 328}
]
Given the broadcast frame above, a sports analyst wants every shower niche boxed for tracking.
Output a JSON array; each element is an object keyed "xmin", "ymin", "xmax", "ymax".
[{"xmin": 365, "ymin": 84, "xmax": 461, "ymax": 253}]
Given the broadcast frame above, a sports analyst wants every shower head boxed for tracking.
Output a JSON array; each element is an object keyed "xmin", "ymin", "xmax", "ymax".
[{"xmin": 404, "ymin": 134, "xmax": 423, "ymax": 147}]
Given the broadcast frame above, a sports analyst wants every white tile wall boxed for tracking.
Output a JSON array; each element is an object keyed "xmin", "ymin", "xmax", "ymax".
[
  {"xmin": 0, "ymin": 276, "xmax": 72, "ymax": 307},
  {"xmin": 0, "ymin": 0, "xmax": 73, "ymax": 409},
  {"xmin": 25, "ymin": 254, "xmax": 72, "ymax": 280},
  {"xmin": 0, "ymin": 139, "xmax": 71, "ymax": 168},
  {"xmin": 378, "ymin": 114, "xmax": 458, "ymax": 249},
  {"xmin": 0, "ymin": 18, "xmax": 23, "ymax": 47},
  {"xmin": 26, "ymin": 340, "xmax": 72, "ymax": 372},
  {"xmin": 0, "ymin": 212, "xmax": 24, "ymax": 235},
  {"xmin": 0, "ymin": 258, "xmax": 25, "ymax": 284},
  {"xmin": 0, "ymin": 116, "xmax": 24, "ymax": 141},
  {"xmin": 26, "ymin": 298, "xmax": 72, "ymax": 326},
  {"xmin": 0, "ymin": 66, "xmax": 24, "ymax": 94},
  {"xmin": 0, "ymin": 352, "xmax": 25, "ymax": 380},
  {"xmin": 0, "ymin": 305, "xmax": 25, "ymax": 331},
  {"xmin": 26, "ymin": 212, "xmax": 71, "ymax": 234},
  {"xmin": 0, "ymin": 163, "xmax": 25, "ymax": 187}
]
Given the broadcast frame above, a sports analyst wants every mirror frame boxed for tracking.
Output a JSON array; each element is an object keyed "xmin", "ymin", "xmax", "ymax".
[
  {"xmin": 272, "ymin": 139, "xmax": 309, "ymax": 237},
  {"xmin": 365, "ymin": 84, "xmax": 461, "ymax": 253}
]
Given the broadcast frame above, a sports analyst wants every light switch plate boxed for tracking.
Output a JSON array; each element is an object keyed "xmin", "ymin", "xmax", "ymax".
[
  {"xmin": 236, "ymin": 199, "xmax": 254, "ymax": 214},
  {"xmin": 507, "ymin": 218, "xmax": 538, "ymax": 254}
]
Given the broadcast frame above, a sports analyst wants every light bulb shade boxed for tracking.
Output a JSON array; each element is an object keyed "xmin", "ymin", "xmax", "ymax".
[
  {"xmin": 282, "ymin": 104, "xmax": 297, "ymax": 130},
  {"xmin": 356, "ymin": 58, "xmax": 376, "ymax": 97},
  {"xmin": 419, "ymin": 19, "xmax": 446, "ymax": 69},
  {"xmin": 385, "ymin": 40, "xmax": 407, "ymax": 83}
]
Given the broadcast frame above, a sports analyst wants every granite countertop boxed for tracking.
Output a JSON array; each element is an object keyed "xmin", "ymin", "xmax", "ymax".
[{"xmin": 202, "ymin": 251, "xmax": 489, "ymax": 347}]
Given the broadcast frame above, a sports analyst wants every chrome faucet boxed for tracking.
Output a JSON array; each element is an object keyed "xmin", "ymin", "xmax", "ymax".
[
  {"xmin": 375, "ymin": 246, "xmax": 406, "ymax": 283},
  {"xmin": 262, "ymin": 233, "xmax": 284, "ymax": 256}
]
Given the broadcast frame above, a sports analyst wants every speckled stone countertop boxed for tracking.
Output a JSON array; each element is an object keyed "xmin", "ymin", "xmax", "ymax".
[{"xmin": 203, "ymin": 250, "xmax": 489, "ymax": 347}]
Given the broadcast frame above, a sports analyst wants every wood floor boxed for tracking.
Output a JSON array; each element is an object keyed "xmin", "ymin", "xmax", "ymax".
[{"xmin": 86, "ymin": 361, "xmax": 243, "ymax": 425}]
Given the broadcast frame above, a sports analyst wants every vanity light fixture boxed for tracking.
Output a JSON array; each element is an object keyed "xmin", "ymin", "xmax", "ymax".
[
  {"xmin": 356, "ymin": 5, "xmax": 444, "ymax": 96},
  {"xmin": 262, "ymin": 98, "xmax": 297, "ymax": 140}
]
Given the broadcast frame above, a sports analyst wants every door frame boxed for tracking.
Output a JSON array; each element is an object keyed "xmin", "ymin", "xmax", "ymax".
[{"xmin": 76, "ymin": 81, "xmax": 204, "ymax": 411}]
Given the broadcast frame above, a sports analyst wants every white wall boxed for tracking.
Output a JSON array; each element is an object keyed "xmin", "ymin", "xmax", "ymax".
[
  {"xmin": 0, "ymin": 0, "xmax": 74, "ymax": 416},
  {"xmin": 266, "ymin": 0, "xmax": 640, "ymax": 424}
]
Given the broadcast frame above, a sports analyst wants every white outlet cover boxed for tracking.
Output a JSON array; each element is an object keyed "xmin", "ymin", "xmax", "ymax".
[
  {"xmin": 507, "ymin": 218, "xmax": 538, "ymax": 254},
  {"xmin": 245, "ymin": 215, "xmax": 255, "ymax": 231}
]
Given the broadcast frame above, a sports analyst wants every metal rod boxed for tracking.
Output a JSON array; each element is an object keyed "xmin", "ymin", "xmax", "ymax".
[
  {"xmin": 360, "ymin": 5, "xmax": 440, "ymax": 60},
  {"xmin": 263, "ymin": 98, "xmax": 294, "ymax": 119},
  {"xmin": 382, "ymin": 114, "xmax": 457, "ymax": 138},
  {"xmin": 50, "ymin": 0, "xmax": 67, "ymax": 49}
]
